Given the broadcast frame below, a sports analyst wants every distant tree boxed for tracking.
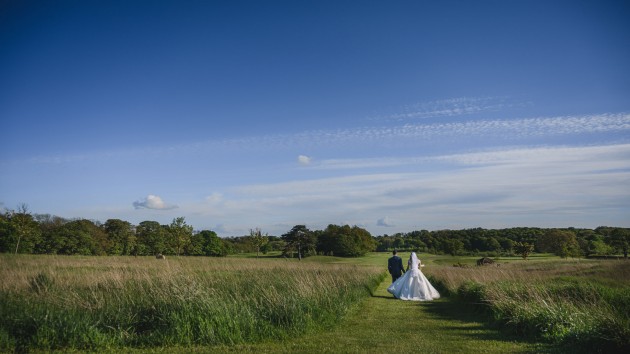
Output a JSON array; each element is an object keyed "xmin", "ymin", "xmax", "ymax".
[
  {"xmin": 186, "ymin": 231, "xmax": 205, "ymax": 256},
  {"xmin": 195, "ymin": 230, "xmax": 225, "ymax": 256},
  {"xmin": 282, "ymin": 225, "xmax": 317, "ymax": 259},
  {"xmin": 610, "ymin": 228, "xmax": 630, "ymax": 258},
  {"xmin": 587, "ymin": 238, "xmax": 614, "ymax": 256},
  {"xmin": 317, "ymin": 224, "xmax": 374, "ymax": 257},
  {"xmin": 442, "ymin": 238, "xmax": 465, "ymax": 256},
  {"xmin": 48, "ymin": 219, "xmax": 106, "ymax": 255},
  {"xmin": 263, "ymin": 236, "xmax": 286, "ymax": 253},
  {"xmin": 499, "ymin": 238, "xmax": 514, "ymax": 254},
  {"xmin": 514, "ymin": 242, "xmax": 534, "ymax": 260},
  {"xmin": 168, "ymin": 217, "xmax": 193, "ymax": 256},
  {"xmin": 104, "ymin": 219, "xmax": 136, "ymax": 255},
  {"xmin": 250, "ymin": 228, "xmax": 269, "ymax": 258},
  {"xmin": 537, "ymin": 229, "xmax": 581, "ymax": 258},
  {"xmin": 0, "ymin": 204, "xmax": 41, "ymax": 254},
  {"xmin": 136, "ymin": 221, "xmax": 166, "ymax": 255}
]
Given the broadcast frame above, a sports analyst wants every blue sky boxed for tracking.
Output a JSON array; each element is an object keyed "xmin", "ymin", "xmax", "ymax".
[{"xmin": 1, "ymin": 0, "xmax": 629, "ymax": 236}]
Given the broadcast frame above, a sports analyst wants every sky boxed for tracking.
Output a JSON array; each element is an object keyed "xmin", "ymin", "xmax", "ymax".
[{"xmin": 1, "ymin": 0, "xmax": 629, "ymax": 236}]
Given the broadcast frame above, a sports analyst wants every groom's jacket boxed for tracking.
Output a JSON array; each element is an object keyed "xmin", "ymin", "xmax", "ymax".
[{"xmin": 388, "ymin": 255, "xmax": 404, "ymax": 276}]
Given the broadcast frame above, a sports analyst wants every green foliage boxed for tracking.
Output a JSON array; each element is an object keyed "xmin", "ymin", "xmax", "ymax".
[
  {"xmin": 250, "ymin": 228, "xmax": 269, "ymax": 258},
  {"xmin": 168, "ymin": 217, "xmax": 193, "ymax": 256},
  {"xmin": 513, "ymin": 242, "xmax": 534, "ymax": 259},
  {"xmin": 104, "ymin": 219, "xmax": 135, "ymax": 255},
  {"xmin": 281, "ymin": 225, "xmax": 317, "ymax": 258},
  {"xmin": 442, "ymin": 238, "xmax": 465, "ymax": 256},
  {"xmin": 0, "ymin": 206, "xmax": 42, "ymax": 254},
  {"xmin": 195, "ymin": 230, "xmax": 226, "ymax": 256},
  {"xmin": 537, "ymin": 229, "xmax": 581, "ymax": 258},
  {"xmin": 317, "ymin": 224, "xmax": 375, "ymax": 257},
  {"xmin": 2, "ymin": 205, "xmax": 628, "ymax": 260},
  {"xmin": 135, "ymin": 221, "xmax": 166, "ymax": 255},
  {"xmin": 610, "ymin": 228, "xmax": 630, "ymax": 258},
  {"xmin": 38, "ymin": 219, "xmax": 106, "ymax": 255}
]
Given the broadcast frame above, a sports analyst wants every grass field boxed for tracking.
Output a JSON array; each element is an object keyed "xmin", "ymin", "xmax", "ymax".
[
  {"xmin": 1, "ymin": 252, "xmax": 628, "ymax": 353},
  {"xmin": 0, "ymin": 254, "xmax": 383, "ymax": 352}
]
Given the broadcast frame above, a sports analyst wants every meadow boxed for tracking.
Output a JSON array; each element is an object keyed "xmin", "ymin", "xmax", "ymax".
[
  {"xmin": 0, "ymin": 253, "xmax": 628, "ymax": 353},
  {"xmin": 0, "ymin": 254, "xmax": 383, "ymax": 352},
  {"xmin": 425, "ymin": 255, "xmax": 630, "ymax": 352}
]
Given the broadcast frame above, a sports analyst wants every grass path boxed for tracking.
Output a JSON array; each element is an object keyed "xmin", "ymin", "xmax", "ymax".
[{"xmin": 200, "ymin": 279, "xmax": 556, "ymax": 353}]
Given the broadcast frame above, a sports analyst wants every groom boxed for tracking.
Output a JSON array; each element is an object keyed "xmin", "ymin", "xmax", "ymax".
[{"xmin": 388, "ymin": 250, "xmax": 405, "ymax": 283}]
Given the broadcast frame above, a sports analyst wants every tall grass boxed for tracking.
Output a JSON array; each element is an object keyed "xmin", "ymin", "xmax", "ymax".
[
  {"xmin": 0, "ymin": 255, "xmax": 384, "ymax": 352},
  {"xmin": 427, "ymin": 259, "xmax": 630, "ymax": 351}
]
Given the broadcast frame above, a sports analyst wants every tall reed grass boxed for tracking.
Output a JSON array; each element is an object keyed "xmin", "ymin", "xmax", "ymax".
[
  {"xmin": 0, "ymin": 255, "xmax": 384, "ymax": 352},
  {"xmin": 427, "ymin": 259, "xmax": 630, "ymax": 351}
]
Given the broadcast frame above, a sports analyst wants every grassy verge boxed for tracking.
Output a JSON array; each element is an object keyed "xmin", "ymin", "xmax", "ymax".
[
  {"xmin": 0, "ymin": 255, "xmax": 384, "ymax": 352},
  {"xmin": 428, "ymin": 259, "xmax": 630, "ymax": 352}
]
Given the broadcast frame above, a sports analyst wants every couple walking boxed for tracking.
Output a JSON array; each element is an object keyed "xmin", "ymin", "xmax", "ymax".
[{"xmin": 387, "ymin": 250, "xmax": 440, "ymax": 301}]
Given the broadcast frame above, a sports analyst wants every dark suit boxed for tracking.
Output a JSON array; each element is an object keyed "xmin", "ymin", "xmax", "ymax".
[{"xmin": 388, "ymin": 255, "xmax": 405, "ymax": 282}]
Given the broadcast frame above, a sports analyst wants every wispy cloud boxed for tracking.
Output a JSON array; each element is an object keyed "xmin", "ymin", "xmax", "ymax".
[
  {"xmin": 377, "ymin": 216, "xmax": 395, "ymax": 227},
  {"xmin": 133, "ymin": 195, "xmax": 178, "ymax": 210},
  {"xmin": 369, "ymin": 96, "xmax": 526, "ymax": 122},
  {"xmin": 13, "ymin": 112, "xmax": 630, "ymax": 165},
  {"xmin": 184, "ymin": 143, "xmax": 630, "ymax": 235}
]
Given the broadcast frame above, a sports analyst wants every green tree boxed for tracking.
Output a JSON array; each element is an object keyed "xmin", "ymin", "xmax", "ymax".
[
  {"xmin": 263, "ymin": 236, "xmax": 286, "ymax": 253},
  {"xmin": 196, "ymin": 230, "xmax": 225, "ymax": 256},
  {"xmin": 250, "ymin": 228, "xmax": 269, "ymax": 258},
  {"xmin": 610, "ymin": 228, "xmax": 630, "ymax": 258},
  {"xmin": 33, "ymin": 214, "xmax": 68, "ymax": 254},
  {"xmin": 514, "ymin": 242, "xmax": 534, "ymax": 260},
  {"xmin": 317, "ymin": 224, "xmax": 374, "ymax": 257},
  {"xmin": 0, "ymin": 204, "xmax": 41, "ymax": 254},
  {"xmin": 588, "ymin": 238, "xmax": 614, "ymax": 256},
  {"xmin": 442, "ymin": 238, "xmax": 465, "ymax": 256},
  {"xmin": 168, "ymin": 217, "xmax": 193, "ymax": 256},
  {"xmin": 186, "ymin": 231, "xmax": 205, "ymax": 256},
  {"xmin": 499, "ymin": 238, "xmax": 514, "ymax": 254},
  {"xmin": 46, "ymin": 219, "xmax": 106, "ymax": 255},
  {"xmin": 282, "ymin": 225, "xmax": 317, "ymax": 259},
  {"xmin": 537, "ymin": 229, "xmax": 581, "ymax": 258},
  {"xmin": 104, "ymin": 219, "xmax": 136, "ymax": 255},
  {"xmin": 136, "ymin": 221, "xmax": 166, "ymax": 255}
]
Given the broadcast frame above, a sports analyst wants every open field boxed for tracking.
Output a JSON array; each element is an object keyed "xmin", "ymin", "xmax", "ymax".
[
  {"xmin": 235, "ymin": 252, "xmax": 630, "ymax": 352},
  {"xmin": 0, "ymin": 255, "xmax": 383, "ymax": 352},
  {"xmin": 1, "ymin": 253, "xmax": 628, "ymax": 353}
]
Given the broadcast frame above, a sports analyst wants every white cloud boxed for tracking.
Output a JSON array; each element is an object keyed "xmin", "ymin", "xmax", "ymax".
[
  {"xmin": 133, "ymin": 195, "xmax": 178, "ymax": 210},
  {"xmin": 377, "ymin": 216, "xmax": 395, "ymax": 227},
  {"xmin": 298, "ymin": 155, "xmax": 312, "ymax": 165},
  {"xmin": 205, "ymin": 193, "xmax": 224, "ymax": 203}
]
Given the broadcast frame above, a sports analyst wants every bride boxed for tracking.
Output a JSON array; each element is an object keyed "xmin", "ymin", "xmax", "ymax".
[{"xmin": 387, "ymin": 252, "xmax": 440, "ymax": 301}]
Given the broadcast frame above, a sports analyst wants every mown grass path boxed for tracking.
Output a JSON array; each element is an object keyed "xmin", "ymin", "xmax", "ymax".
[{"xmin": 201, "ymin": 279, "xmax": 556, "ymax": 353}]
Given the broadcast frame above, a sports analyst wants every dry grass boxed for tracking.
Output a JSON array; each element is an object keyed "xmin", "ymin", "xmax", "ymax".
[
  {"xmin": 426, "ymin": 258, "xmax": 630, "ymax": 351},
  {"xmin": 0, "ymin": 254, "xmax": 385, "ymax": 351}
]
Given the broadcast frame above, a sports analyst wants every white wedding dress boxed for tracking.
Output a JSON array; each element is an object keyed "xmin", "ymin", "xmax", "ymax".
[{"xmin": 387, "ymin": 252, "xmax": 440, "ymax": 301}]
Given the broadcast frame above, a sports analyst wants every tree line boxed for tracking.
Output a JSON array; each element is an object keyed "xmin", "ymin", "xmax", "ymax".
[
  {"xmin": 0, "ymin": 207, "xmax": 376, "ymax": 257},
  {"xmin": 1, "ymin": 206, "xmax": 628, "ymax": 258},
  {"xmin": 375, "ymin": 227, "xmax": 629, "ymax": 258}
]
